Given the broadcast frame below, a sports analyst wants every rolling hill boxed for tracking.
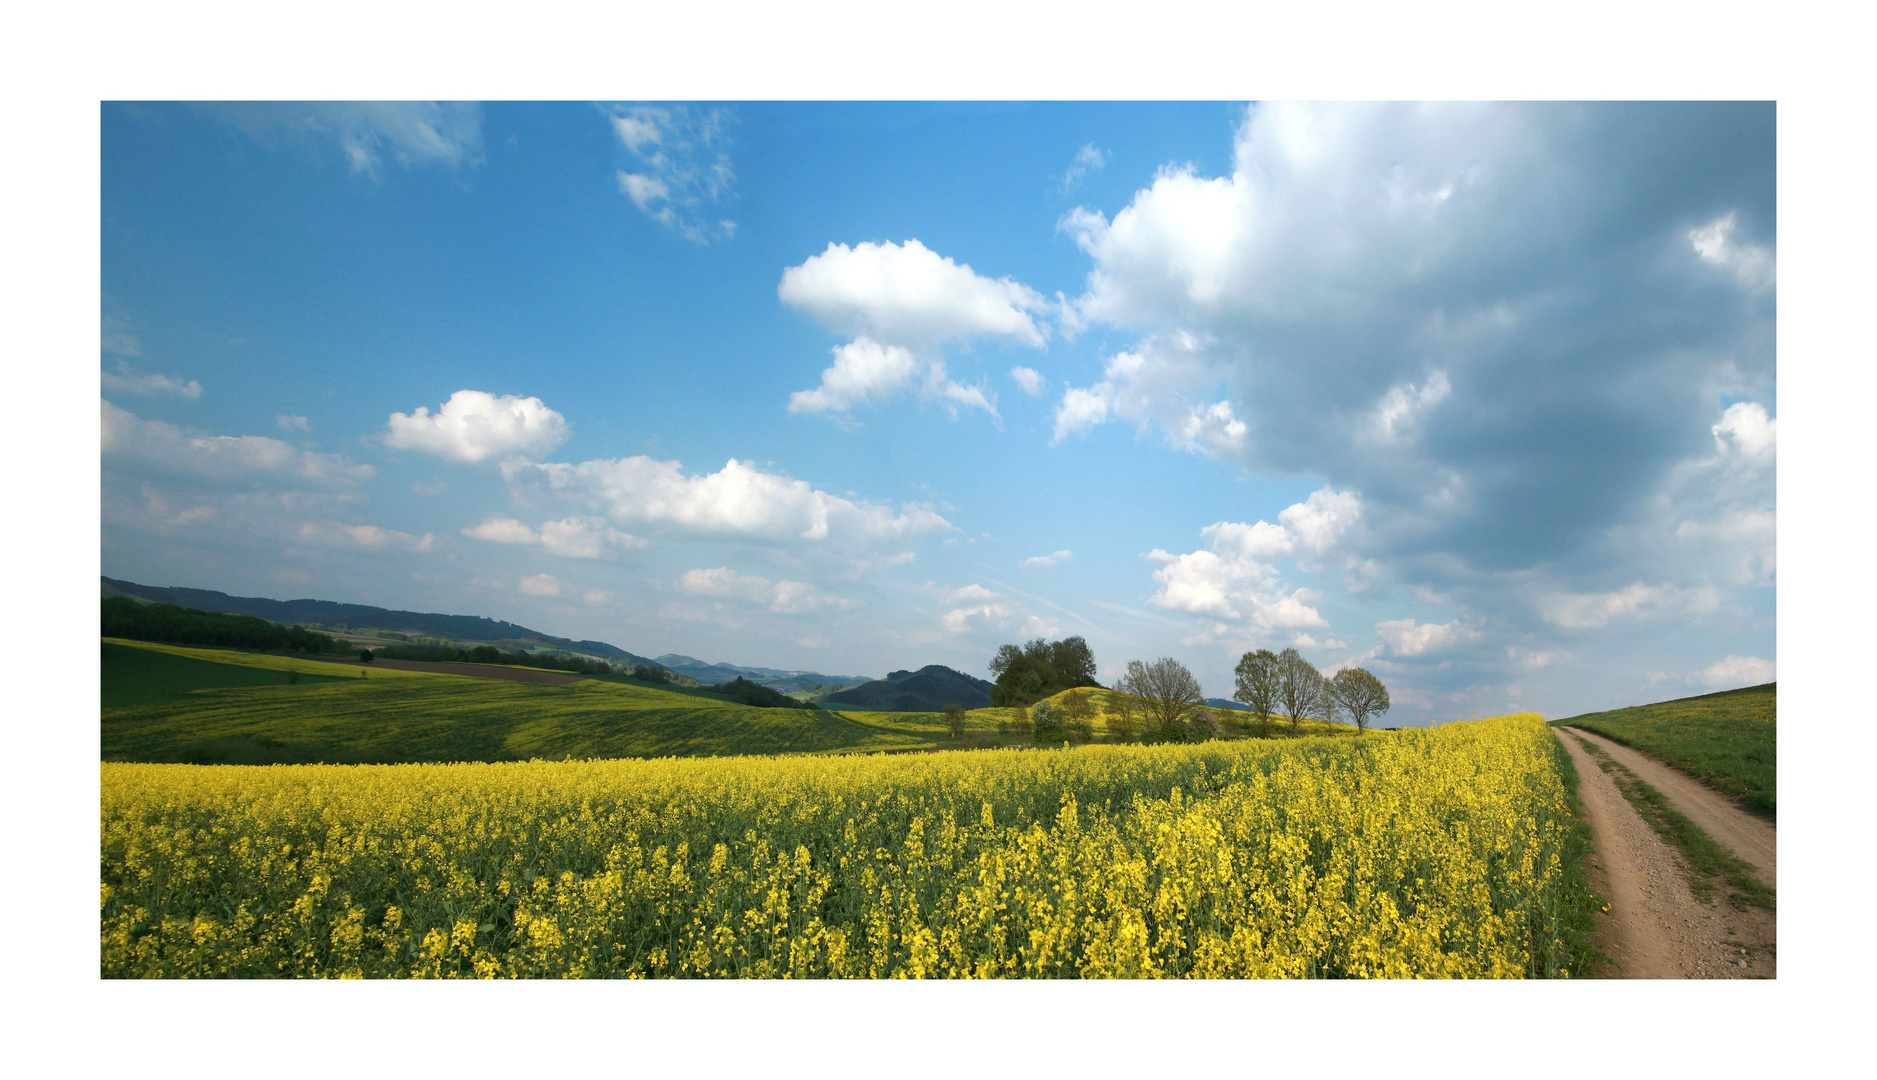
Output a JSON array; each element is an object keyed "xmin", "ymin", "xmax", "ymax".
[
  {"xmin": 653, "ymin": 653, "xmax": 873, "ymax": 695},
  {"xmin": 819, "ymin": 665, "xmax": 994, "ymax": 712},
  {"xmin": 103, "ymin": 576, "xmax": 659, "ymax": 667},
  {"xmin": 1553, "ymin": 682, "xmax": 1776, "ymax": 814}
]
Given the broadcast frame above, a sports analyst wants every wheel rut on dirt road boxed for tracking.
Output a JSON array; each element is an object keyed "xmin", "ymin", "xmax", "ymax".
[
  {"xmin": 1554, "ymin": 729, "xmax": 1773, "ymax": 978},
  {"xmin": 1559, "ymin": 726, "xmax": 1774, "ymax": 888}
]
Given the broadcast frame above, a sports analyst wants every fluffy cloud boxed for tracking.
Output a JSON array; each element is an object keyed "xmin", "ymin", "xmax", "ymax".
[
  {"xmin": 102, "ymin": 361, "xmax": 201, "ymax": 400},
  {"xmin": 201, "ymin": 102, "xmax": 483, "ymax": 177},
  {"xmin": 780, "ymin": 239, "xmax": 1049, "ymax": 348},
  {"xmin": 102, "ymin": 400, "xmax": 372, "ymax": 487},
  {"xmin": 679, "ymin": 567, "xmax": 837, "ymax": 613},
  {"xmin": 1144, "ymin": 487, "xmax": 1358, "ymax": 633},
  {"xmin": 1049, "ymin": 334, "xmax": 1245, "ymax": 457},
  {"xmin": 607, "ymin": 104, "xmax": 736, "ymax": 242},
  {"xmin": 1009, "ymin": 366, "xmax": 1045, "ymax": 396},
  {"xmin": 780, "ymin": 239, "xmax": 1055, "ymax": 418},
  {"xmin": 1699, "ymin": 654, "xmax": 1775, "ymax": 688},
  {"xmin": 1053, "ymin": 103, "xmax": 1774, "ymax": 582},
  {"xmin": 461, "ymin": 515, "xmax": 648, "ymax": 558},
  {"xmin": 1375, "ymin": 618, "xmax": 1478, "ymax": 657},
  {"xmin": 504, "ymin": 455, "xmax": 952, "ymax": 560},
  {"xmin": 1020, "ymin": 550, "xmax": 1072, "ymax": 569},
  {"xmin": 385, "ymin": 390, "xmax": 569, "ymax": 463},
  {"xmin": 1712, "ymin": 401, "xmax": 1776, "ymax": 463},
  {"xmin": 1689, "ymin": 213, "xmax": 1775, "ymax": 293},
  {"xmin": 276, "ymin": 415, "xmax": 311, "ymax": 432}
]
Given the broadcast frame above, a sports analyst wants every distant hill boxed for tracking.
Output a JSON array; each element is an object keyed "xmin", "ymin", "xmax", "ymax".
[
  {"xmin": 821, "ymin": 665, "xmax": 993, "ymax": 712},
  {"xmin": 1206, "ymin": 698, "xmax": 1250, "ymax": 712},
  {"xmin": 653, "ymin": 653, "xmax": 873, "ymax": 695},
  {"xmin": 102, "ymin": 576, "xmax": 659, "ymax": 668}
]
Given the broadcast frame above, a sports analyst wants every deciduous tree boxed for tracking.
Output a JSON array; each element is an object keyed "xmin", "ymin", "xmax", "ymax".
[
  {"xmin": 1116, "ymin": 657, "xmax": 1204, "ymax": 742},
  {"xmin": 1275, "ymin": 647, "xmax": 1325, "ymax": 737},
  {"xmin": 1233, "ymin": 648, "xmax": 1281, "ymax": 738},
  {"xmin": 1329, "ymin": 668, "xmax": 1391, "ymax": 734}
]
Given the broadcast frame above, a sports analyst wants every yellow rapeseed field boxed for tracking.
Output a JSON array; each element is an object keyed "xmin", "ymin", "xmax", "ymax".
[{"xmin": 100, "ymin": 713, "xmax": 1582, "ymax": 978}]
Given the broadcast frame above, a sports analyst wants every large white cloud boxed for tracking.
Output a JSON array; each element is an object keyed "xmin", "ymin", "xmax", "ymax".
[
  {"xmin": 102, "ymin": 400, "xmax": 372, "ymax": 486},
  {"xmin": 1144, "ymin": 487, "xmax": 1358, "ymax": 634},
  {"xmin": 504, "ymin": 454, "xmax": 952, "ymax": 557},
  {"xmin": 780, "ymin": 239, "xmax": 1049, "ymax": 348},
  {"xmin": 385, "ymin": 390, "xmax": 570, "ymax": 463},
  {"xmin": 1054, "ymin": 103, "xmax": 1774, "ymax": 580},
  {"xmin": 779, "ymin": 239, "xmax": 1052, "ymax": 418}
]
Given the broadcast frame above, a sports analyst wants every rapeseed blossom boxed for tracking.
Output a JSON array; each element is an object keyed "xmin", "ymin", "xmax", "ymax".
[{"xmin": 101, "ymin": 714, "xmax": 1579, "ymax": 978}]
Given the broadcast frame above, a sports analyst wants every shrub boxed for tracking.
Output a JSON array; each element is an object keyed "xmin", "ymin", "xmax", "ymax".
[{"xmin": 1030, "ymin": 700, "xmax": 1065, "ymax": 745}]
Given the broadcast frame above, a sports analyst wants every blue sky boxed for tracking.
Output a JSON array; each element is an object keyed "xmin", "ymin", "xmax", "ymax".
[{"xmin": 100, "ymin": 101, "xmax": 1775, "ymax": 723}]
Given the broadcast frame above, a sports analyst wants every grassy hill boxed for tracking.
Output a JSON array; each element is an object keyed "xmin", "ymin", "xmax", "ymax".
[
  {"xmin": 102, "ymin": 640, "xmax": 1383, "ymax": 765},
  {"xmin": 1554, "ymin": 682, "xmax": 1775, "ymax": 815}
]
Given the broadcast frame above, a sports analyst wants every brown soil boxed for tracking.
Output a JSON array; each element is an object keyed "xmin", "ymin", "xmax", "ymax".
[
  {"xmin": 1560, "ymin": 726, "xmax": 1774, "ymax": 888},
  {"xmin": 1555, "ymin": 729, "xmax": 1775, "ymax": 978},
  {"xmin": 352, "ymin": 658, "xmax": 583, "ymax": 685}
]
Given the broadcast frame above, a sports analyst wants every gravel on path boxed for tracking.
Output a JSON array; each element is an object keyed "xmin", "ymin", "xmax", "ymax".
[{"xmin": 1554, "ymin": 729, "xmax": 1774, "ymax": 978}]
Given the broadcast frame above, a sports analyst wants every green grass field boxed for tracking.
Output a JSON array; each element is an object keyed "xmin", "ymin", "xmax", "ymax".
[
  {"xmin": 1554, "ymin": 682, "xmax": 1775, "ymax": 815},
  {"xmin": 102, "ymin": 640, "xmax": 355, "ymax": 708},
  {"xmin": 102, "ymin": 639, "xmax": 1365, "ymax": 764}
]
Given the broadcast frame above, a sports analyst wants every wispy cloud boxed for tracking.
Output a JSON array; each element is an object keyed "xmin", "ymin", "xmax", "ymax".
[{"xmin": 606, "ymin": 104, "xmax": 737, "ymax": 242}]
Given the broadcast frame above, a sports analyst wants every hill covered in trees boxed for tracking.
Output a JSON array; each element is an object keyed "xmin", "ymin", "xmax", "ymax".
[
  {"xmin": 102, "ymin": 577, "xmax": 658, "ymax": 667},
  {"xmin": 989, "ymin": 636, "xmax": 1101, "ymax": 706},
  {"xmin": 103, "ymin": 597, "xmax": 345, "ymax": 654},
  {"xmin": 819, "ymin": 665, "xmax": 993, "ymax": 712}
]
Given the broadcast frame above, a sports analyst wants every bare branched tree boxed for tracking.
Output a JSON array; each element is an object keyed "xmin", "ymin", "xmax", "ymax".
[
  {"xmin": 1116, "ymin": 657, "xmax": 1205, "ymax": 741},
  {"xmin": 1275, "ymin": 647, "xmax": 1325, "ymax": 737}
]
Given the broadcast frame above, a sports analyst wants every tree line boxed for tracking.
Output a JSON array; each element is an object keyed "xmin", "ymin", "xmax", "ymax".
[
  {"xmin": 103, "ymin": 597, "xmax": 345, "ymax": 654},
  {"xmin": 979, "ymin": 636, "xmax": 1390, "ymax": 745},
  {"xmin": 368, "ymin": 643, "xmax": 615, "ymax": 675}
]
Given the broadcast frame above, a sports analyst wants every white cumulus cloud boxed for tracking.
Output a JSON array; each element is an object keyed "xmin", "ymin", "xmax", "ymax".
[
  {"xmin": 1712, "ymin": 401, "xmax": 1776, "ymax": 464},
  {"xmin": 1699, "ymin": 654, "xmax": 1775, "ymax": 688},
  {"xmin": 385, "ymin": 390, "xmax": 570, "ymax": 463},
  {"xmin": 1375, "ymin": 618, "xmax": 1478, "ymax": 657},
  {"xmin": 296, "ymin": 521, "xmax": 434, "ymax": 553},
  {"xmin": 504, "ymin": 455, "xmax": 952, "ymax": 561},
  {"xmin": 1144, "ymin": 488, "xmax": 1358, "ymax": 634},
  {"xmin": 780, "ymin": 239, "xmax": 1049, "ymax": 348}
]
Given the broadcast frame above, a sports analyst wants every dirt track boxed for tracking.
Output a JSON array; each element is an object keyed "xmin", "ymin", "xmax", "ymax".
[
  {"xmin": 1554, "ymin": 729, "xmax": 1774, "ymax": 978},
  {"xmin": 1560, "ymin": 726, "xmax": 1775, "ymax": 888}
]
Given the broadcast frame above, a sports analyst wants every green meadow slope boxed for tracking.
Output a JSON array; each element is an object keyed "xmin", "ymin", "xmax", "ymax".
[
  {"xmin": 1554, "ymin": 682, "xmax": 1775, "ymax": 815},
  {"xmin": 102, "ymin": 640, "xmax": 1380, "ymax": 765}
]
